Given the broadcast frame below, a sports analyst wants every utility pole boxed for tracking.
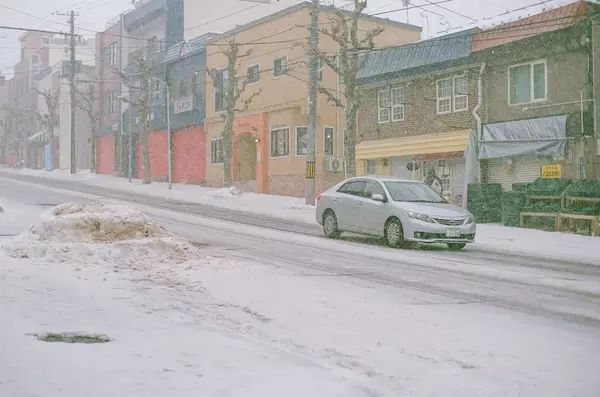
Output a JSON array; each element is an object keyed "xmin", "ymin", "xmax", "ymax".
[
  {"xmin": 306, "ymin": 0, "xmax": 320, "ymax": 206},
  {"xmin": 69, "ymin": 10, "xmax": 76, "ymax": 174},
  {"xmin": 56, "ymin": 10, "xmax": 78, "ymax": 174}
]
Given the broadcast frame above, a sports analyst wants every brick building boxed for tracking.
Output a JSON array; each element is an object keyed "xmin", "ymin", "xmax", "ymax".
[{"xmin": 356, "ymin": 29, "xmax": 479, "ymax": 203}]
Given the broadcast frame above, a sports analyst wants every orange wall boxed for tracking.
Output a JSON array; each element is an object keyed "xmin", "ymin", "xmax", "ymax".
[
  {"xmin": 137, "ymin": 131, "xmax": 168, "ymax": 179},
  {"xmin": 96, "ymin": 134, "xmax": 115, "ymax": 175},
  {"xmin": 173, "ymin": 126, "xmax": 205, "ymax": 184}
]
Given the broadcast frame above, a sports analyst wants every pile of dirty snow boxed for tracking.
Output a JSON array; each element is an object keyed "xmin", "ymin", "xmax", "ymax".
[{"xmin": 3, "ymin": 202, "xmax": 198, "ymax": 266}]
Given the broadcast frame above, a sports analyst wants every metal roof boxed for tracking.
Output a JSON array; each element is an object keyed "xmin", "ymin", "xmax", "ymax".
[
  {"xmin": 357, "ymin": 28, "xmax": 477, "ymax": 82},
  {"xmin": 165, "ymin": 33, "xmax": 216, "ymax": 63}
]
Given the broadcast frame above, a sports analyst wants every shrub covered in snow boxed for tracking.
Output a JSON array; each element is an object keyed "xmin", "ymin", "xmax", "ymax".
[{"xmin": 3, "ymin": 202, "xmax": 198, "ymax": 266}]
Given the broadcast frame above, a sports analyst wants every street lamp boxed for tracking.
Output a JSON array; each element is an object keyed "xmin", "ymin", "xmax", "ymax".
[{"xmin": 151, "ymin": 77, "xmax": 172, "ymax": 190}]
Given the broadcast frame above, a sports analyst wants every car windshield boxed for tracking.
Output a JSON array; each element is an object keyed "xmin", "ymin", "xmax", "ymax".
[{"xmin": 383, "ymin": 181, "xmax": 447, "ymax": 203}]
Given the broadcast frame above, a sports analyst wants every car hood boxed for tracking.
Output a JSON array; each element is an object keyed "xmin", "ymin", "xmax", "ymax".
[{"xmin": 392, "ymin": 201, "xmax": 469, "ymax": 218}]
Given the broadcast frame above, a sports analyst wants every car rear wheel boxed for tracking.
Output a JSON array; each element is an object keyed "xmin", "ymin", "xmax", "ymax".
[
  {"xmin": 447, "ymin": 243, "xmax": 467, "ymax": 250},
  {"xmin": 385, "ymin": 218, "xmax": 407, "ymax": 248},
  {"xmin": 323, "ymin": 211, "xmax": 341, "ymax": 239}
]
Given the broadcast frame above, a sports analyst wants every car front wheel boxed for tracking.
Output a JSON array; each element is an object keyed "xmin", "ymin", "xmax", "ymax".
[
  {"xmin": 385, "ymin": 218, "xmax": 407, "ymax": 248},
  {"xmin": 447, "ymin": 243, "xmax": 467, "ymax": 250},
  {"xmin": 323, "ymin": 211, "xmax": 341, "ymax": 239}
]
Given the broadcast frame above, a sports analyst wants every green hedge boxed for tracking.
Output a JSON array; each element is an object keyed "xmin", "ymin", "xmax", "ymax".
[
  {"xmin": 525, "ymin": 178, "xmax": 571, "ymax": 196},
  {"xmin": 501, "ymin": 191, "xmax": 526, "ymax": 227},
  {"xmin": 468, "ymin": 183, "xmax": 502, "ymax": 223},
  {"xmin": 563, "ymin": 202, "xmax": 600, "ymax": 216},
  {"xmin": 565, "ymin": 180, "xmax": 600, "ymax": 198},
  {"xmin": 522, "ymin": 200, "xmax": 562, "ymax": 213}
]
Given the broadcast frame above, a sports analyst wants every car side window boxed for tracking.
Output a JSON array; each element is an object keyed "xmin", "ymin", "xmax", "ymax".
[
  {"xmin": 364, "ymin": 180, "xmax": 385, "ymax": 199},
  {"xmin": 338, "ymin": 181, "xmax": 365, "ymax": 196}
]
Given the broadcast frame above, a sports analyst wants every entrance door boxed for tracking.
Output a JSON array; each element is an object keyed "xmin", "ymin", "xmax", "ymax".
[{"xmin": 235, "ymin": 134, "xmax": 257, "ymax": 192}]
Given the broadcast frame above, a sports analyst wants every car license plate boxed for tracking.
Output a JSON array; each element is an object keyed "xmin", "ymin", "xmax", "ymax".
[{"xmin": 446, "ymin": 228, "xmax": 461, "ymax": 238}]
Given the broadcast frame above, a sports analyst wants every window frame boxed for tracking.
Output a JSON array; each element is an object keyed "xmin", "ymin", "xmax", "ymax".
[
  {"xmin": 508, "ymin": 59, "xmax": 547, "ymax": 106},
  {"xmin": 452, "ymin": 74, "xmax": 469, "ymax": 112},
  {"xmin": 270, "ymin": 126, "xmax": 290, "ymax": 158},
  {"xmin": 214, "ymin": 68, "xmax": 228, "ymax": 113},
  {"xmin": 364, "ymin": 179, "xmax": 387, "ymax": 200},
  {"xmin": 295, "ymin": 126, "xmax": 307, "ymax": 156},
  {"xmin": 390, "ymin": 86, "xmax": 405, "ymax": 122},
  {"xmin": 337, "ymin": 180, "xmax": 365, "ymax": 196},
  {"xmin": 323, "ymin": 126, "xmax": 335, "ymax": 157},
  {"xmin": 377, "ymin": 88, "xmax": 391, "ymax": 124},
  {"xmin": 210, "ymin": 137, "xmax": 224, "ymax": 164},
  {"xmin": 365, "ymin": 159, "xmax": 377, "ymax": 175},
  {"xmin": 436, "ymin": 77, "xmax": 452, "ymax": 115},
  {"xmin": 273, "ymin": 56, "xmax": 288, "ymax": 78},
  {"xmin": 108, "ymin": 42, "xmax": 117, "ymax": 66},
  {"xmin": 247, "ymin": 63, "xmax": 260, "ymax": 83}
]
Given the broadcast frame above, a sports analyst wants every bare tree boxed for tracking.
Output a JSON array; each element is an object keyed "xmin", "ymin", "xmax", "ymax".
[
  {"xmin": 3, "ymin": 100, "xmax": 35, "ymax": 167},
  {"xmin": 117, "ymin": 52, "xmax": 154, "ymax": 184},
  {"xmin": 207, "ymin": 38, "xmax": 262, "ymax": 188},
  {"xmin": 316, "ymin": 0, "xmax": 383, "ymax": 177},
  {"xmin": 36, "ymin": 88, "xmax": 60, "ymax": 147},
  {"xmin": 74, "ymin": 82, "xmax": 102, "ymax": 173}
]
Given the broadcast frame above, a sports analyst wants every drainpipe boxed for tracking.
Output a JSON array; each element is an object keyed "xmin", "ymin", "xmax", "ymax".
[{"xmin": 472, "ymin": 62, "xmax": 486, "ymax": 183}]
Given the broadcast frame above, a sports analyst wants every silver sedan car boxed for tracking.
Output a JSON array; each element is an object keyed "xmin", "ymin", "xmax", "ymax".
[{"xmin": 316, "ymin": 176, "xmax": 476, "ymax": 250}]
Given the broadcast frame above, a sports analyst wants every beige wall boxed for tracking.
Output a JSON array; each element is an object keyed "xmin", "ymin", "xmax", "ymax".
[{"xmin": 204, "ymin": 4, "xmax": 421, "ymax": 195}]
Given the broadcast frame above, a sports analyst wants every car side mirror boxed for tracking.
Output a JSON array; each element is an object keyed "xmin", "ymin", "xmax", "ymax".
[{"xmin": 372, "ymin": 193, "xmax": 386, "ymax": 202}]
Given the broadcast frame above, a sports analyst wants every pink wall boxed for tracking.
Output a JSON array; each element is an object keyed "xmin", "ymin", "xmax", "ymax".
[
  {"xmin": 137, "ymin": 130, "xmax": 168, "ymax": 180},
  {"xmin": 96, "ymin": 134, "xmax": 115, "ymax": 175},
  {"xmin": 173, "ymin": 126, "xmax": 205, "ymax": 184}
]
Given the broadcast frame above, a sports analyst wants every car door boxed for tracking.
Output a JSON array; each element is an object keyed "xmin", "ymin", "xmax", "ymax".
[
  {"xmin": 358, "ymin": 179, "xmax": 389, "ymax": 236},
  {"xmin": 335, "ymin": 180, "xmax": 365, "ymax": 232}
]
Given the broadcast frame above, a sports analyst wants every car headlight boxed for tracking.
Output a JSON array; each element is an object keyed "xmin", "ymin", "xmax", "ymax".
[
  {"xmin": 465, "ymin": 215, "xmax": 475, "ymax": 224},
  {"xmin": 407, "ymin": 211, "xmax": 435, "ymax": 223}
]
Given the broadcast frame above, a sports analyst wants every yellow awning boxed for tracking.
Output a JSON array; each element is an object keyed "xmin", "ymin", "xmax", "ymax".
[{"xmin": 356, "ymin": 130, "xmax": 470, "ymax": 160}]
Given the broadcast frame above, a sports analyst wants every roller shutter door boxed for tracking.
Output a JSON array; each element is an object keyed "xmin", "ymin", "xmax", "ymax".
[{"xmin": 487, "ymin": 155, "xmax": 540, "ymax": 191}]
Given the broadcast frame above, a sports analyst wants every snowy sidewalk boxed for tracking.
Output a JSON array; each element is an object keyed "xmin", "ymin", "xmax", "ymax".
[{"xmin": 2, "ymin": 167, "xmax": 600, "ymax": 264}]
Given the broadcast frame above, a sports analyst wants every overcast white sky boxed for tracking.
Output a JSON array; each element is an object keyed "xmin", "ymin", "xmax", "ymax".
[{"xmin": 0, "ymin": 0, "xmax": 580, "ymax": 74}]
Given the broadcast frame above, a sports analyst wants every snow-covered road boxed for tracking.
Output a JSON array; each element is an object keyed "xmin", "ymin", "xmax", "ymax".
[{"xmin": 1, "ymin": 177, "xmax": 600, "ymax": 396}]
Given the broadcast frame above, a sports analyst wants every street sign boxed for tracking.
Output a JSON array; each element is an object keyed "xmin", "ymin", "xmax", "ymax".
[
  {"xmin": 541, "ymin": 164, "xmax": 561, "ymax": 179},
  {"xmin": 306, "ymin": 161, "xmax": 315, "ymax": 179}
]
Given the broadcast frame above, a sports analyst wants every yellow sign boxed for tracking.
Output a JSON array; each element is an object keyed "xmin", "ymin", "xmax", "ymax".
[{"xmin": 542, "ymin": 164, "xmax": 561, "ymax": 179}]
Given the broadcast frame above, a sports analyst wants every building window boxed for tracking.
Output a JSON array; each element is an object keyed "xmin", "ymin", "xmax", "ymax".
[
  {"xmin": 378, "ymin": 88, "xmax": 391, "ymax": 123},
  {"xmin": 391, "ymin": 86, "xmax": 405, "ymax": 121},
  {"xmin": 108, "ymin": 42, "xmax": 117, "ymax": 66},
  {"xmin": 108, "ymin": 91, "xmax": 117, "ymax": 114},
  {"xmin": 211, "ymin": 137, "xmax": 223, "ymax": 164},
  {"xmin": 214, "ymin": 68, "xmax": 229, "ymax": 112},
  {"xmin": 31, "ymin": 55, "xmax": 39, "ymax": 65},
  {"xmin": 453, "ymin": 74, "xmax": 468, "ymax": 112},
  {"xmin": 436, "ymin": 77, "xmax": 452, "ymax": 114},
  {"xmin": 318, "ymin": 58, "xmax": 324, "ymax": 81},
  {"xmin": 271, "ymin": 127, "xmax": 289, "ymax": 157},
  {"xmin": 324, "ymin": 126, "xmax": 334, "ymax": 156},
  {"xmin": 366, "ymin": 159, "xmax": 376, "ymax": 175},
  {"xmin": 296, "ymin": 126, "xmax": 307, "ymax": 156},
  {"xmin": 247, "ymin": 64, "xmax": 260, "ymax": 83},
  {"xmin": 42, "ymin": 37, "xmax": 50, "ymax": 45},
  {"xmin": 274, "ymin": 56, "xmax": 287, "ymax": 77},
  {"xmin": 509, "ymin": 60, "xmax": 546, "ymax": 105}
]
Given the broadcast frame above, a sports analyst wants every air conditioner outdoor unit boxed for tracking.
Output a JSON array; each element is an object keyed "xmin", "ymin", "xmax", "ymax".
[{"xmin": 325, "ymin": 157, "xmax": 344, "ymax": 173}]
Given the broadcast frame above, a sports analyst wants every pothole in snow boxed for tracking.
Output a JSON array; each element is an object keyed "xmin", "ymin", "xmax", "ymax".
[{"xmin": 34, "ymin": 332, "xmax": 111, "ymax": 344}]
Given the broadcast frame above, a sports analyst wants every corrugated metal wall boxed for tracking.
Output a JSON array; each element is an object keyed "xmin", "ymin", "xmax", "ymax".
[{"xmin": 487, "ymin": 155, "xmax": 540, "ymax": 190}]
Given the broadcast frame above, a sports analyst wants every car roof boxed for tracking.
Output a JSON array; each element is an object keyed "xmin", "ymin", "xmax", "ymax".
[{"xmin": 342, "ymin": 176, "xmax": 420, "ymax": 183}]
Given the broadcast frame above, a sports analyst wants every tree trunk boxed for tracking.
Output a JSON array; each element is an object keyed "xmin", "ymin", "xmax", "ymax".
[
  {"xmin": 90, "ymin": 120, "xmax": 96, "ymax": 173},
  {"xmin": 223, "ymin": 112, "xmax": 233, "ymax": 188},
  {"xmin": 141, "ymin": 121, "xmax": 151, "ymax": 184},
  {"xmin": 344, "ymin": 82, "xmax": 359, "ymax": 177}
]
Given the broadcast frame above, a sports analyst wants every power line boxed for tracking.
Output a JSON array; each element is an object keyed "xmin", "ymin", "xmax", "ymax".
[
  {"xmin": 0, "ymin": 2, "xmax": 70, "ymax": 29},
  {"xmin": 421, "ymin": 0, "xmax": 478, "ymax": 22}
]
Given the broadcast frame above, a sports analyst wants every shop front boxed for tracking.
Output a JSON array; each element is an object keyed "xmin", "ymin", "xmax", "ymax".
[{"xmin": 356, "ymin": 130, "xmax": 472, "ymax": 204}]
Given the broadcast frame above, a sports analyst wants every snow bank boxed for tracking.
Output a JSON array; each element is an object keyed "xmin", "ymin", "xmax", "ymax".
[{"xmin": 3, "ymin": 202, "xmax": 198, "ymax": 266}]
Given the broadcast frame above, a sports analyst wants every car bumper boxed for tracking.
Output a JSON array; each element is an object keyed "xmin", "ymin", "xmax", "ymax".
[{"xmin": 404, "ymin": 220, "xmax": 476, "ymax": 244}]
